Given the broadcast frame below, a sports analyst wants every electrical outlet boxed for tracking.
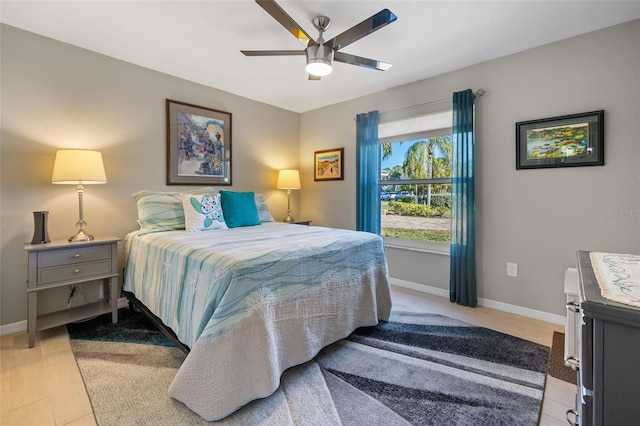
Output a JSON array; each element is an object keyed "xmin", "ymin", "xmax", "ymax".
[{"xmin": 507, "ymin": 262, "xmax": 518, "ymax": 277}]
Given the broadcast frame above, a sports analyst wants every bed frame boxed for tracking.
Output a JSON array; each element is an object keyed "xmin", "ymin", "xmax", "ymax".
[{"xmin": 123, "ymin": 289, "xmax": 191, "ymax": 354}]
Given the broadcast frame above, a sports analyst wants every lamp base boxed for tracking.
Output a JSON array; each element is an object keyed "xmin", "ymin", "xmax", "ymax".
[
  {"xmin": 69, "ymin": 230, "xmax": 94, "ymax": 243},
  {"xmin": 69, "ymin": 219, "xmax": 93, "ymax": 242},
  {"xmin": 283, "ymin": 215, "xmax": 295, "ymax": 223}
]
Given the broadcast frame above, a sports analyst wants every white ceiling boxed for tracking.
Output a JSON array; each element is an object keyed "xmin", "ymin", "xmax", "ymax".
[{"xmin": 2, "ymin": 1, "xmax": 639, "ymax": 113}]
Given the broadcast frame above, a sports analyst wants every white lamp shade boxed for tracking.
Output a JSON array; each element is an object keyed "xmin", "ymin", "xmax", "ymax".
[
  {"xmin": 276, "ymin": 169, "xmax": 301, "ymax": 190},
  {"xmin": 51, "ymin": 150, "xmax": 107, "ymax": 184}
]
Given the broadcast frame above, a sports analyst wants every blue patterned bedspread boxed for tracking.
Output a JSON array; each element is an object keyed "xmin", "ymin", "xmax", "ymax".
[{"xmin": 123, "ymin": 222, "xmax": 391, "ymax": 420}]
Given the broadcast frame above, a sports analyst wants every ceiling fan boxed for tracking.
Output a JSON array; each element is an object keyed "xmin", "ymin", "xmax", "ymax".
[{"xmin": 241, "ymin": 0, "xmax": 397, "ymax": 80}]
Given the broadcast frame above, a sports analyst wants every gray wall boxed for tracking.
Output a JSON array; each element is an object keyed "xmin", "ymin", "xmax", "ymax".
[
  {"xmin": 0, "ymin": 25, "xmax": 300, "ymax": 325},
  {"xmin": 300, "ymin": 20, "xmax": 640, "ymax": 316},
  {"xmin": 2, "ymin": 20, "xmax": 639, "ymax": 327}
]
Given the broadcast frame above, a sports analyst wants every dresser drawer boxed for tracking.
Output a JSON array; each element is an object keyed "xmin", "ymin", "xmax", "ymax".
[
  {"xmin": 37, "ymin": 260, "xmax": 112, "ymax": 285},
  {"xmin": 38, "ymin": 245, "xmax": 111, "ymax": 268}
]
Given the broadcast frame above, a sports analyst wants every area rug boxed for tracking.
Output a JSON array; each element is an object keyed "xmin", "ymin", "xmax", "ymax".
[
  {"xmin": 547, "ymin": 331, "xmax": 578, "ymax": 385},
  {"xmin": 68, "ymin": 309, "xmax": 549, "ymax": 425}
]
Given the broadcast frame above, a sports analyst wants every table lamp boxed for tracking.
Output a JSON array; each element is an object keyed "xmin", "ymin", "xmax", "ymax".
[
  {"xmin": 51, "ymin": 149, "xmax": 107, "ymax": 242},
  {"xmin": 276, "ymin": 169, "xmax": 300, "ymax": 223}
]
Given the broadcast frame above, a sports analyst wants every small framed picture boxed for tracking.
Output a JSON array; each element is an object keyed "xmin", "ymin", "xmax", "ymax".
[
  {"xmin": 314, "ymin": 148, "xmax": 344, "ymax": 181},
  {"xmin": 516, "ymin": 110, "xmax": 604, "ymax": 170},
  {"xmin": 166, "ymin": 99, "xmax": 232, "ymax": 185}
]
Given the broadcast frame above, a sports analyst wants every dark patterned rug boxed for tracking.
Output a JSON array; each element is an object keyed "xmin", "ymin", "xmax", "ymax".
[
  {"xmin": 67, "ymin": 307, "xmax": 174, "ymax": 346},
  {"xmin": 68, "ymin": 309, "xmax": 549, "ymax": 425}
]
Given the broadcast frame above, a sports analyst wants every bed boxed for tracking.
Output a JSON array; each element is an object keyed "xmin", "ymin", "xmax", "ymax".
[{"xmin": 122, "ymin": 189, "xmax": 392, "ymax": 420}]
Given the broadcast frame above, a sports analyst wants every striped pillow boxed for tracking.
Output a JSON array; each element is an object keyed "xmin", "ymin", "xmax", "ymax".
[
  {"xmin": 132, "ymin": 188, "xmax": 215, "ymax": 231},
  {"xmin": 254, "ymin": 193, "xmax": 274, "ymax": 223}
]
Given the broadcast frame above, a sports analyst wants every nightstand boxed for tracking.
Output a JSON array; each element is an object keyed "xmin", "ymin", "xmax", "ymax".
[
  {"xmin": 25, "ymin": 237, "xmax": 120, "ymax": 348},
  {"xmin": 289, "ymin": 220, "xmax": 311, "ymax": 226}
]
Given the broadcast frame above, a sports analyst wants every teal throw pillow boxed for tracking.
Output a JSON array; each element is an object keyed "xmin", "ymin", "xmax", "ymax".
[{"xmin": 219, "ymin": 190, "xmax": 261, "ymax": 228}]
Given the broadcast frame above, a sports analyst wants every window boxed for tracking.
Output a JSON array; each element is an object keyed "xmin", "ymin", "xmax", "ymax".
[{"xmin": 378, "ymin": 108, "xmax": 452, "ymax": 252}]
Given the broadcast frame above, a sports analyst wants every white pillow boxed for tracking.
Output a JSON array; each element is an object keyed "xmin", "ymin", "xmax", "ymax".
[{"xmin": 180, "ymin": 193, "xmax": 228, "ymax": 232}]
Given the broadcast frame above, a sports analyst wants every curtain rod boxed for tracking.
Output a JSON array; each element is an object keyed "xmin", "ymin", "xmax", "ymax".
[{"xmin": 379, "ymin": 88, "xmax": 486, "ymax": 116}]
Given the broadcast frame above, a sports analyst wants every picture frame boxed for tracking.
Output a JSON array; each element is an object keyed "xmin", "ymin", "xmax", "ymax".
[
  {"xmin": 314, "ymin": 148, "xmax": 344, "ymax": 181},
  {"xmin": 166, "ymin": 99, "xmax": 232, "ymax": 185},
  {"xmin": 516, "ymin": 110, "xmax": 604, "ymax": 170}
]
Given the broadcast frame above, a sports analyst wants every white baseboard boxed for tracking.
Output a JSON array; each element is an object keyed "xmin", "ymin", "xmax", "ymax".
[
  {"xmin": 0, "ymin": 297, "xmax": 130, "ymax": 337},
  {"xmin": 390, "ymin": 278, "xmax": 450, "ymax": 298},
  {"xmin": 0, "ymin": 320, "xmax": 28, "ymax": 337},
  {"xmin": 390, "ymin": 278, "xmax": 565, "ymax": 325},
  {"xmin": 2, "ymin": 283, "xmax": 566, "ymax": 337}
]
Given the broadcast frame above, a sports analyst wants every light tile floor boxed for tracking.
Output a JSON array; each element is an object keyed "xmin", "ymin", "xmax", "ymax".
[
  {"xmin": 1, "ymin": 286, "xmax": 575, "ymax": 425},
  {"xmin": 1, "ymin": 327, "xmax": 96, "ymax": 426}
]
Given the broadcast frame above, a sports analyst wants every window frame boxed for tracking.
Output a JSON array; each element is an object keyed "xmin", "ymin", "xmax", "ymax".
[{"xmin": 379, "ymin": 122, "xmax": 452, "ymax": 254}]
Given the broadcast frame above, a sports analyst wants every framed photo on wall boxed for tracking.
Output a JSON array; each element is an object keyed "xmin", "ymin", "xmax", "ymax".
[
  {"xmin": 516, "ymin": 110, "xmax": 604, "ymax": 170},
  {"xmin": 314, "ymin": 148, "xmax": 344, "ymax": 181},
  {"xmin": 166, "ymin": 99, "xmax": 232, "ymax": 185}
]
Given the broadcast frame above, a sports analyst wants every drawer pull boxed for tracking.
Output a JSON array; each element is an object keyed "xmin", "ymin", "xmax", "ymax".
[
  {"xmin": 565, "ymin": 409, "xmax": 578, "ymax": 425},
  {"xmin": 566, "ymin": 356, "xmax": 580, "ymax": 368},
  {"xmin": 74, "ymin": 253, "xmax": 81, "ymax": 258},
  {"xmin": 74, "ymin": 268, "xmax": 81, "ymax": 273},
  {"xmin": 566, "ymin": 301, "xmax": 580, "ymax": 313}
]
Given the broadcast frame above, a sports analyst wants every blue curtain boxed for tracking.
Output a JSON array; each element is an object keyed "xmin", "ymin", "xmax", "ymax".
[
  {"xmin": 356, "ymin": 111, "xmax": 380, "ymax": 234},
  {"xmin": 450, "ymin": 89, "xmax": 477, "ymax": 307}
]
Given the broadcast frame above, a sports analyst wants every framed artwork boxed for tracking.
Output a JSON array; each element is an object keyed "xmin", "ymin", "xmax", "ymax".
[
  {"xmin": 314, "ymin": 148, "xmax": 344, "ymax": 181},
  {"xmin": 166, "ymin": 99, "xmax": 232, "ymax": 185},
  {"xmin": 516, "ymin": 110, "xmax": 604, "ymax": 170}
]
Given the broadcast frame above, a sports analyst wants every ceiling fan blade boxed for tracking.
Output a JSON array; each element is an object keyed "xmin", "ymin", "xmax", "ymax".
[
  {"xmin": 255, "ymin": 0, "xmax": 315, "ymax": 47},
  {"xmin": 241, "ymin": 50, "xmax": 306, "ymax": 56},
  {"xmin": 325, "ymin": 9, "xmax": 397, "ymax": 51},
  {"xmin": 334, "ymin": 51, "xmax": 392, "ymax": 71}
]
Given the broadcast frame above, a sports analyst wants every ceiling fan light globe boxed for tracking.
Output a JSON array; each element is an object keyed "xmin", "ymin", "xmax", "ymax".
[
  {"xmin": 306, "ymin": 60, "xmax": 332, "ymax": 76},
  {"xmin": 306, "ymin": 44, "xmax": 333, "ymax": 77}
]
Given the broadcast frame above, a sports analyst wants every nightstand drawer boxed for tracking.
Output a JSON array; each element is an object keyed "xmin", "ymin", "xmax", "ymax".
[
  {"xmin": 37, "ymin": 260, "xmax": 112, "ymax": 285},
  {"xmin": 38, "ymin": 245, "xmax": 111, "ymax": 268}
]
